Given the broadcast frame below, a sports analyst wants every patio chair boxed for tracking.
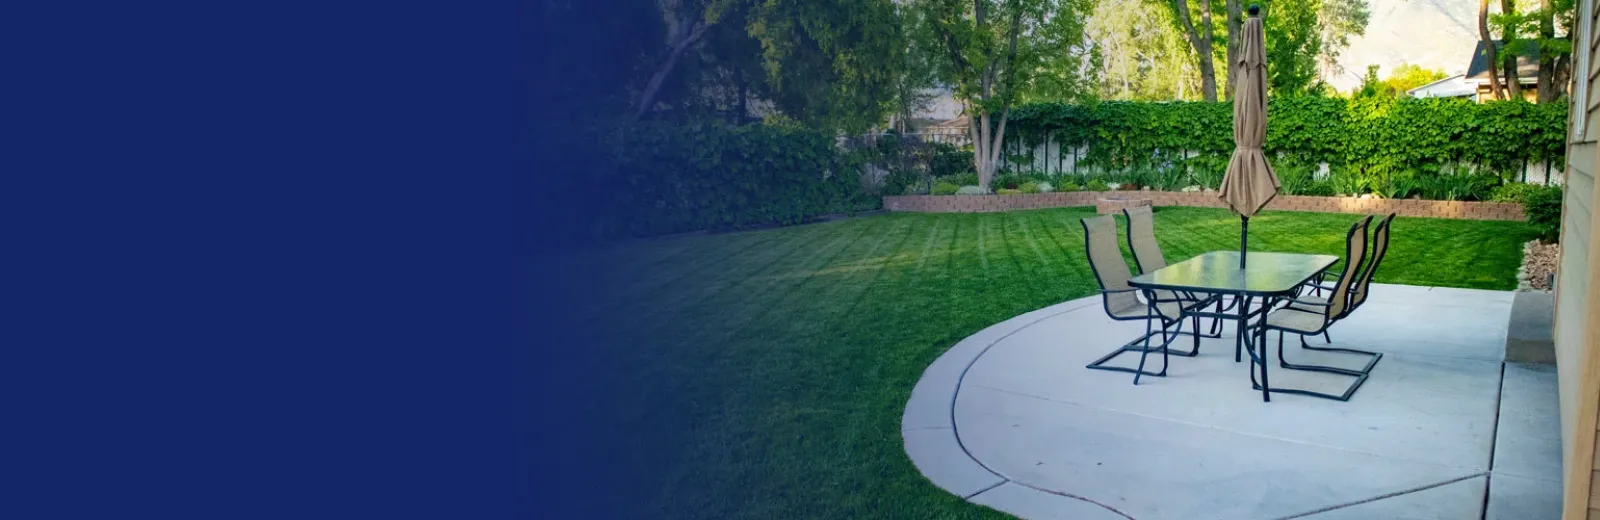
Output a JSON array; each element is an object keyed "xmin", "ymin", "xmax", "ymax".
[
  {"xmin": 1122, "ymin": 206, "xmax": 1227, "ymax": 350},
  {"xmin": 1289, "ymin": 213, "xmax": 1397, "ymax": 344},
  {"xmin": 1347, "ymin": 213, "xmax": 1396, "ymax": 311},
  {"xmin": 1253, "ymin": 217, "xmax": 1383, "ymax": 401},
  {"xmin": 1081, "ymin": 215, "xmax": 1203, "ymax": 384}
]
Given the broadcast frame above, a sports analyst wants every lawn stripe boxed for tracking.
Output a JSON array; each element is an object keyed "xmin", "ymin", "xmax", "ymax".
[
  {"xmin": 976, "ymin": 214, "xmax": 991, "ymax": 276},
  {"xmin": 626, "ymin": 218, "xmax": 888, "ymax": 517},
  {"xmin": 652, "ymin": 217, "xmax": 906, "ymax": 517},
  {"xmin": 605, "ymin": 229, "xmax": 783, "ymax": 309},
  {"xmin": 589, "ymin": 221, "xmax": 838, "ymax": 333},
  {"xmin": 915, "ymin": 215, "xmax": 943, "ymax": 272},
  {"xmin": 1013, "ymin": 210, "xmax": 1054, "ymax": 269}
]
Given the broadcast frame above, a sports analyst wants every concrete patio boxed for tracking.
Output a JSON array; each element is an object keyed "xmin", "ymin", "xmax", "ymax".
[{"xmin": 903, "ymin": 284, "xmax": 1560, "ymax": 520}]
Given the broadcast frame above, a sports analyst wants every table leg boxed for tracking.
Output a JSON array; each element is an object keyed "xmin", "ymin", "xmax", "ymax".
[
  {"xmin": 1257, "ymin": 296, "xmax": 1272, "ymax": 402},
  {"xmin": 1234, "ymin": 295, "xmax": 1248, "ymax": 363}
]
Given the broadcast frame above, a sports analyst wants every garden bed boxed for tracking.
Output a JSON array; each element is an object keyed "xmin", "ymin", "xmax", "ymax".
[{"xmin": 883, "ymin": 191, "xmax": 1525, "ymax": 221}]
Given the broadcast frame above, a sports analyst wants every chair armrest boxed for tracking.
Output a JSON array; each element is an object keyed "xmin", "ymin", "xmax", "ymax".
[
  {"xmin": 1285, "ymin": 298, "xmax": 1332, "ymax": 307},
  {"xmin": 1101, "ymin": 288, "xmax": 1139, "ymax": 295}
]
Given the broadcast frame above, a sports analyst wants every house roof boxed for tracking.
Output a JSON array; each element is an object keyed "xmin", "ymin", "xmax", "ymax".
[
  {"xmin": 1464, "ymin": 39, "xmax": 1540, "ymax": 83},
  {"xmin": 1406, "ymin": 73, "xmax": 1475, "ymax": 97}
]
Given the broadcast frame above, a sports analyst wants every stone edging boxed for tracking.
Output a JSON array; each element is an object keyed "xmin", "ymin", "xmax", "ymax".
[
  {"xmin": 901, "ymin": 296, "xmax": 1135, "ymax": 519},
  {"xmin": 884, "ymin": 191, "xmax": 1525, "ymax": 221}
]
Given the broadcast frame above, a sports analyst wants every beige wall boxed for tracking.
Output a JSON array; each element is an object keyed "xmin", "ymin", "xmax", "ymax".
[{"xmin": 1560, "ymin": 2, "xmax": 1600, "ymax": 517}]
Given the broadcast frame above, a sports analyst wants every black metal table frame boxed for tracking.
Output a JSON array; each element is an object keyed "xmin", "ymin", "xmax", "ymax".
[{"xmin": 1123, "ymin": 258, "xmax": 1344, "ymax": 403}]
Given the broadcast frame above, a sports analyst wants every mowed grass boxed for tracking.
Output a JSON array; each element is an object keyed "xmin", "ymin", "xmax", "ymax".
[{"xmin": 541, "ymin": 206, "xmax": 1535, "ymax": 519}]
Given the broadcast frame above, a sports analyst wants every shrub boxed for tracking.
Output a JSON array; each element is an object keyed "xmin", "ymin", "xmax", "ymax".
[
  {"xmin": 1489, "ymin": 182, "xmax": 1546, "ymax": 203},
  {"xmin": 992, "ymin": 173, "xmax": 1025, "ymax": 190},
  {"xmin": 1036, "ymin": 181, "xmax": 1054, "ymax": 193},
  {"xmin": 1019, "ymin": 182, "xmax": 1041, "ymax": 194},
  {"xmin": 597, "ymin": 122, "xmax": 859, "ymax": 238},
  {"xmin": 997, "ymin": 188, "xmax": 1023, "ymax": 195},
  {"xmin": 936, "ymin": 172, "xmax": 980, "ymax": 187},
  {"xmin": 1416, "ymin": 171, "xmax": 1498, "ymax": 201},
  {"xmin": 955, "ymin": 185, "xmax": 991, "ymax": 195},
  {"xmin": 930, "ymin": 145, "xmax": 975, "ymax": 178},
  {"xmin": 882, "ymin": 169, "xmax": 920, "ymax": 197},
  {"xmin": 1086, "ymin": 180, "xmax": 1110, "ymax": 191},
  {"xmin": 1058, "ymin": 182, "xmax": 1083, "ymax": 191},
  {"xmin": 931, "ymin": 182, "xmax": 960, "ymax": 195},
  {"xmin": 1523, "ymin": 185, "xmax": 1562, "ymax": 242}
]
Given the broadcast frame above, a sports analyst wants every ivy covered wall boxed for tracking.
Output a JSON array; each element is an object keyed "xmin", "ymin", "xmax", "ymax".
[{"xmin": 998, "ymin": 97, "xmax": 1568, "ymax": 181}]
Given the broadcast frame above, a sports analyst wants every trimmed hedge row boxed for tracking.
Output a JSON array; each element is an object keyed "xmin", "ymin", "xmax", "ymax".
[
  {"xmin": 1005, "ymin": 97, "xmax": 1567, "ymax": 176},
  {"xmin": 593, "ymin": 122, "xmax": 869, "ymax": 238}
]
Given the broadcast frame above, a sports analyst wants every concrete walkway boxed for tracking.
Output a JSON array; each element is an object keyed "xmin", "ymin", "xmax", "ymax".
[{"xmin": 902, "ymin": 284, "xmax": 1561, "ymax": 520}]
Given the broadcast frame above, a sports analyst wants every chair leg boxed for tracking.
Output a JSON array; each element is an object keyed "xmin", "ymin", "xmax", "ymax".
[
  {"xmin": 1131, "ymin": 317, "xmax": 1185, "ymax": 385},
  {"xmin": 1281, "ymin": 330, "xmax": 1382, "ymax": 377},
  {"xmin": 1256, "ymin": 329, "xmax": 1377, "ymax": 401},
  {"xmin": 1133, "ymin": 315, "xmax": 1156, "ymax": 385}
]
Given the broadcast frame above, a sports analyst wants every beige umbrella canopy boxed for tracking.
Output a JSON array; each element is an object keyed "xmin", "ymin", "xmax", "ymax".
[{"xmin": 1217, "ymin": 6, "xmax": 1278, "ymax": 268}]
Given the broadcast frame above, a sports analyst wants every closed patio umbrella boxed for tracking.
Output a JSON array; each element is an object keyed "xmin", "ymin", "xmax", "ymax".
[{"xmin": 1217, "ymin": 5, "xmax": 1279, "ymax": 269}]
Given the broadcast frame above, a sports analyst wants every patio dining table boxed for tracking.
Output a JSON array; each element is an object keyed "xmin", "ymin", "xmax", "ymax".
[{"xmin": 1129, "ymin": 250, "xmax": 1339, "ymax": 402}]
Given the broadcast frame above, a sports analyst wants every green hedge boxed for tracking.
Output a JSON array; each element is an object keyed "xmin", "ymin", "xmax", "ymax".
[
  {"xmin": 1005, "ymin": 97, "xmax": 1567, "ymax": 178},
  {"xmin": 594, "ymin": 122, "xmax": 868, "ymax": 238}
]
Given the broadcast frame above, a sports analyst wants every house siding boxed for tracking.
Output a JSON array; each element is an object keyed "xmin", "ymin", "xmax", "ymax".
[{"xmin": 1564, "ymin": 1, "xmax": 1600, "ymax": 517}]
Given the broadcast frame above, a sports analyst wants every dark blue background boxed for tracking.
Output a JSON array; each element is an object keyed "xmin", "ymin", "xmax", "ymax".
[{"xmin": 7, "ymin": 1, "xmax": 609, "ymax": 517}]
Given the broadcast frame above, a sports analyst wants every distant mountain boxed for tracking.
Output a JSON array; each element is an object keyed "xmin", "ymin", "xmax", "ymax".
[{"xmin": 1324, "ymin": 0, "xmax": 1480, "ymax": 91}]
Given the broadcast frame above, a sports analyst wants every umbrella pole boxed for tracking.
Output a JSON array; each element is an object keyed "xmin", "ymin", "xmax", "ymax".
[{"xmin": 1240, "ymin": 216, "xmax": 1249, "ymax": 269}]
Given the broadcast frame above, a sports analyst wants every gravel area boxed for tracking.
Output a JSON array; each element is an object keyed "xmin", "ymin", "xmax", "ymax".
[{"xmin": 1518, "ymin": 240, "xmax": 1559, "ymax": 291}]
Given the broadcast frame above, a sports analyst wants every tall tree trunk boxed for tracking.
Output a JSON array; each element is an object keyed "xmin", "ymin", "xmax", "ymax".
[
  {"xmin": 1502, "ymin": 0, "xmax": 1522, "ymax": 100},
  {"xmin": 1174, "ymin": 0, "xmax": 1219, "ymax": 101},
  {"xmin": 1479, "ymin": 0, "xmax": 1505, "ymax": 100},
  {"xmin": 1554, "ymin": 53, "xmax": 1572, "ymax": 99},
  {"xmin": 1224, "ymin": 0, "xmax": 1243, "ymax": 99},
  {"xmin": 1536, "ymin": 0, "xmax": 1557, "ymax": 102},
  {"xmin": 633, "ymin": 16, "xmax": 709, "ymax": 121}
]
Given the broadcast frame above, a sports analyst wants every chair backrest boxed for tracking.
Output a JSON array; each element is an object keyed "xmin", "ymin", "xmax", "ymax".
[
  {"xmin": 1123, "ymin": 206, "xmax": 1166, "ymax": 274},
  {"xmin": 1327, "ymin": 216, "xmax": 1372, "ymax": 319},
  {"xmin": 1349, "ymin": 213, "xmax": 1395, "ymax": 310},
  {"xmin": 1081, "ymin": 215, "xmax": 1140, "ymax": 313}
]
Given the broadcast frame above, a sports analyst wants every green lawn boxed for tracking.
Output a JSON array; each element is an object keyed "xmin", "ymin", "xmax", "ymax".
[{"xmin": 548, "ymin": 206, "xmax": 1534, "ymax": 519}]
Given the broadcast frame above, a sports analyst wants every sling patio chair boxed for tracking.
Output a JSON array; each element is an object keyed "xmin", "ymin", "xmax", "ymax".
[
  {"xmin": 1289, "ymin": 213, "xmax": 1396, "ymax": 350},
  {"xmin": 1252, "ymin": 216, "xmax": 1383, "ymax": 401},
  {"xmin": 1122, "ymin": 206, "xmax": 1229, "ymax": 355},
  {"xmin": 1081, "ymin": 215, "xmax": 1210, "ymax": 384}
]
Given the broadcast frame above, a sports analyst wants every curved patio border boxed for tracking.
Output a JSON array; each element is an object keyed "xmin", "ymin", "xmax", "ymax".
[{"xmin": 900, "ymin": 296, "xmax": 1136, "ymax": 519}]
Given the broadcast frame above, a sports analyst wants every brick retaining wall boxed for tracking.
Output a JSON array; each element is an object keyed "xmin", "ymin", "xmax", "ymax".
[{"xmin": 882, "ymin": 191, "xmax": 1524, "ymax": 221}]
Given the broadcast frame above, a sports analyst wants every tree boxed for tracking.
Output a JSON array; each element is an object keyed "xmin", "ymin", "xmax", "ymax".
[
  {"xmin": 1495, "ymin": 0, "xmax": 1575, "ymax": 102},
  {"xmin": 1086, "ymin": 0, "xmax": 1199, "ymax": 100},
  {"xmin": 1501, "ymin": 0, "xmax": 1522, "ymax": 100},
  {"xmin": 887, "ymin": 12, "xmax": 942, "ymax": 132},
  {"xmin": 1167, "ymin": 0, "xmax": 1221, "ymax": 101},
  {"xmin": 635, "ymin": 0, "xmax": 726, "ymax": 120},
  {"xmin": 747, "ymin": 0, "xmax": 908, "ymax": 132},
  {"xmin": 1314, "ymin": 0, "xmax": 1369, "ymax": 85},
  {"xmin": 628, "ymin": 0, "xmax": 913, "ymax": 131},
  {"xmin": 1355, "ymin": 64, "xmax": 1382, "ymax": 98},
  {"xmin": 914, "ymin": 0, "xmax": 1093, "ymax": 187},
  {"xmin": 1381, "ymin": 64, "xmax": 1448, "ymax": 96},
  {"xmin": 1478, "ymin": 0, "xmax": 1505, "ymax": 100},
  {"xmin": 1225, "ymin": 0, "xmax": 1243, "ymax": 97},
  {"xmin": 1259, "ymin": 0, "xmax": 1324, "ymax": 94}
]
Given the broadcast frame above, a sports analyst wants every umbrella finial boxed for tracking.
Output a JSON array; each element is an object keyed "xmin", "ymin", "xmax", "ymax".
[{"xmin": 1248, "ymin": 4, "xmax": 1260, "ymax": 16}]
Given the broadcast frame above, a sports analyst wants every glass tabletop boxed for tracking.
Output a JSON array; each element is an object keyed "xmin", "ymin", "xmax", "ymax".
[{"xmin": 1129, "ymin": 251, "xmax": 1339, "ymax": 296}]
